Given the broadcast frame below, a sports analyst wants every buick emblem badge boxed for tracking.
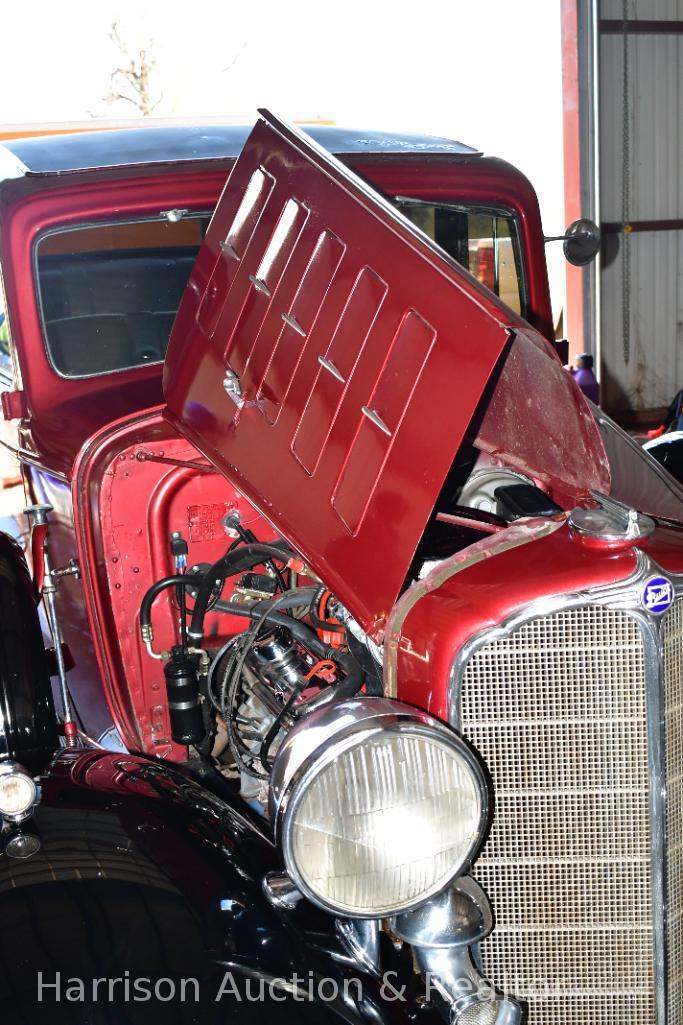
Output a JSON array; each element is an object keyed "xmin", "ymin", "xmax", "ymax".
[{"xmin": 641, "ymin": 576, "xmax": 674, "ymax": 615}]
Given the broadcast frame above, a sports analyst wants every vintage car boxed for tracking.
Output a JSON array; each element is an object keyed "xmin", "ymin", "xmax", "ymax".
[{"xmin": 0, "ymin": 110, "xmax": 683, "ymax": 1024}]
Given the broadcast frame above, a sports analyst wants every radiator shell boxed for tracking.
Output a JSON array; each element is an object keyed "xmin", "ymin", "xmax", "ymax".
[{"xmin": 452, "ymin": 554, "xmax": 683, "ymax": 1025}]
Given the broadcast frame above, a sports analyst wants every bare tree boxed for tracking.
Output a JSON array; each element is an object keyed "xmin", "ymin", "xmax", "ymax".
[{"xmin": 102, "ymin": 21, "xmax": 161, "ymax": 117}]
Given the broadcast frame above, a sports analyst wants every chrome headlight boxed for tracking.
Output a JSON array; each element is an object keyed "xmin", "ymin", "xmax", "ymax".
[
  {"xmin": 0, "ymin": 761, "xmax": 38, "ymax": 822},
  {"xmin": 269, "ymin": 698, "xmax": 488, "ymax": 918}
]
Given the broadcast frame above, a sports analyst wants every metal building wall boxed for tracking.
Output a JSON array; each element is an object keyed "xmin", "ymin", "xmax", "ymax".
[
  {"xmin": 562, "ymin": 0, "xmax": 601, "ymax": 363},
  {"xmin": 594, "ymin": 1, "xmax": 683, "ymax": 418}
]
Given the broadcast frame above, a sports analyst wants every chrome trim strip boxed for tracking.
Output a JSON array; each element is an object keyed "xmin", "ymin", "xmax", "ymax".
[
  {"xmin": 219, "ymin": 240, "xmax": 239, "ymax": 260},
  {"xmin": 643, "ymin": 607, "xmax": 667, "ymax": 1025},
  {"xmin": 283, "ymin": 313, "xmax": 306, "ymax": 336},
  {"xmin": 317, "ymin": 355, "xmax": 344, "ymax": 382},
  {"xmin": 361, "ymin": 405, "xmax": 391, "ymax": 437},
  {"xmin": 383, "ymin": 518, "xmax": 564, "ymax": 699},
  {"xmin": 0, "ymin": 436, "xmax": 69, "ymax": 483},
  {"xmin": 248, "ymin": 274, "xmax": 271, "ymax": 297},
  {"xmin": 335, "ymin": 918, "xmax": 381, "ymax": 976},
  {"xmin": 449, "ymin": 549, "xmax": 683, "ymax": 1025}
]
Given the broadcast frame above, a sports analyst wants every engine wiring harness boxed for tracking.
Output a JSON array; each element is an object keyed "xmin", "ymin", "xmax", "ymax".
[{"xmin": 139, "ymin": 529, "xmax": 369, "ymax": 801}]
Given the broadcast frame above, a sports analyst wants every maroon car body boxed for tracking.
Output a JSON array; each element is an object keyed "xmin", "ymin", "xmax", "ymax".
[
  {"xmin": 1, "ymin": 111, "xmax": 683, "ymax": 1025},
  {"xmin": 0, "ymin": 113, "xmax": 565, "ymax": 742}
]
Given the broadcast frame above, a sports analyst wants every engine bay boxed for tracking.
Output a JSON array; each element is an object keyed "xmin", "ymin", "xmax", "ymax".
[
  {"xmin": 103, "ymin": 419, "xmax": 563, "ymax": 815},
  {"xmin": 139, "ymin": 504, "xmax": 393, "ymax": 814}
]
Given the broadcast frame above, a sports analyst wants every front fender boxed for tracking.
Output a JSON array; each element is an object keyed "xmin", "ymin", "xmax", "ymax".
[{"xmin": 0, "ymin": 749, "xmax": 436, "ymax": 1025}]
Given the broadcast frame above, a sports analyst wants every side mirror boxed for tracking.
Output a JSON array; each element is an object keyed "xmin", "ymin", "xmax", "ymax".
[
  {"xmin": 562, "ymin": 218, "xmax": 601, "ymax": 266},
  {"xmin": 544, "ymin": 218, "xmax": 601, "ymax": 266}
]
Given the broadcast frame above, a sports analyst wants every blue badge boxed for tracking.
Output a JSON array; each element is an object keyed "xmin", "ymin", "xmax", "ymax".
[{"xmin": 642, "ymin": 576, "xmax": 674, "ymax": 615}]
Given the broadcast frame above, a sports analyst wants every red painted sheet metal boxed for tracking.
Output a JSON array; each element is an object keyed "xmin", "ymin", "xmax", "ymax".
[
  {"xmin": 474, "ymin": 328, "xmax": 607, "ymax": 491},
  {"xmin": 164, "ymin": 111, "xmax": 608, "ymax": 632},
  {"xmin": 72, "ymin": 406, "xmax": 278, "ymax": 757},
  {"xmin": 1, "ymin": 169, "xmax": 228, "ymax": 477}
]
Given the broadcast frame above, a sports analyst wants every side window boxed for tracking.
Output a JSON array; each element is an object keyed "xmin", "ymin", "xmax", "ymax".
[
  {"xmin": 467, "ymin": 212, "xmax": 522, "ymax": 314},
  {"xmin": 395, "ymin": 201, "xmax": 525, "ymax": 316},
  {"xmin": 35, "ymin": 214, "xmax": 211, "ymax": 379}
]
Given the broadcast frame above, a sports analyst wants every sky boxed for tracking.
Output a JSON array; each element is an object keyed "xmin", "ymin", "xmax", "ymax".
[{"xmin": 0, "ymin": 0, "xmax": 566, "ymax": 314}]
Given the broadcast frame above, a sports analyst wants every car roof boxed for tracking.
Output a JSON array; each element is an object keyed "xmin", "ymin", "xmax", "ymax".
[{"xmin": 0, "ymin": 122, "xmax": 481, "ymax": 180}]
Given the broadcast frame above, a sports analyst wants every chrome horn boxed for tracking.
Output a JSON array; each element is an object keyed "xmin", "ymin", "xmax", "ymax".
[{"xmin": 391, "ymin": 877, "xmax": 522, "ymax": 1025}]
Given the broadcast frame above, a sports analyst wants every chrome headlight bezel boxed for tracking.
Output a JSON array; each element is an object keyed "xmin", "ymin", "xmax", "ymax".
[{"xmin": 269, "ymin": 697, "xmax": 489, "ymax": 919}]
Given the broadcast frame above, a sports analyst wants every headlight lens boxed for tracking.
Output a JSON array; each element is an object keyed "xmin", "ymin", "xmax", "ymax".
[
  {"xmin": 0, "ymin": 763, "xmax": 37, "ymax": 820},
  {"xmin": 270, "ymin": 699, "xmax": 487, "ymax": 918}
]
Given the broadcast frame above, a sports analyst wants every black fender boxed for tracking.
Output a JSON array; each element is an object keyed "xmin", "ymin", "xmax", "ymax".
[
  {"xmin": 0, "ymin": 532, "xmax": 57, "ymax": 772},
  {"xmin": 0, "ymin": 749, "xmax": 439, "ymax": 1025}
]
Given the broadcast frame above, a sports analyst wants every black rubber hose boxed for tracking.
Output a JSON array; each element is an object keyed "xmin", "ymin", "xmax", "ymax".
[
  {"xmin": 177, "ymin": 581, "xmax": 188, "ymax": 649},
  {"xmin": 260, "ymin": 679, "xmax": 307, "ymax": 770},
  {"xmin": 308, "ymin": 585, "xmax": 344, "ymax": 633},
  {"xmin": 140, "ymin": 574, "xmax": 201, "ymax": 633},
  {"xmin": 326, "ymin": 650, "xmax": 364, "ymax": 700},
  {"xmin": 257, "ymin": 610, "xmax": 328, "ymax": 658},
  {"xmin": 212, "ymin": 592, "xmax": 328, "ymax": 658},
  {"xmin": 188, "ymin": 543, "xmax": 292, "ymax": 642},
  {"xmin": 233, "ymin": 523, "xmax": 288, "ymax": 595},
  {"xmin": 222, "ymin": 542, "xmax": 293, "ymax": 575},
  {"xmin": 250, "ymin": 588, "xmax": 318, "ymax": 613}
]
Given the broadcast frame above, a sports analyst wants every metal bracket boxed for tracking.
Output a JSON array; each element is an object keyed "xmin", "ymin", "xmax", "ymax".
[{"xmin": 53, "ymin": 558, "xmax": 80, "ymax": 582}]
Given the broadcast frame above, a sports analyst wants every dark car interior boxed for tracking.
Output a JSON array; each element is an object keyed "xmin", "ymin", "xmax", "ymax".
[
  {"xmin": 38, "ymin": 247, "xmax": 199, "ymax": 376},
  {"xmin": 35, "ymin": 214, "xmax": 210, "ymax": 378}
]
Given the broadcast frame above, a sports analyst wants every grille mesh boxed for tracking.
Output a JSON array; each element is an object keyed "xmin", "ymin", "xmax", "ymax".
[
  {"xmin": 459, "ymin": 605, "xmax": 654, "ymax": 1025},
  {"xmin": 664, "ymin": 600, "xmax": 683, "ymax": 1025}
]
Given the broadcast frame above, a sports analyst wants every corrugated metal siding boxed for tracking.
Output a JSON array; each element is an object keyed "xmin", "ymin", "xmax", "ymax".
[
  {"xmin": 600, "ymin": 33, "xmax": 682, "ymax": 223},
  {"xmin": 602, "ymin": 0, "xmax": 683, "ymax": 19},
  {"xmin": 597, "ymin": 3, "xmax": 683, "ymax": 412},
  {"xmin": 600, "ymin": 230, "xmax": 682, "ymax": 409}
]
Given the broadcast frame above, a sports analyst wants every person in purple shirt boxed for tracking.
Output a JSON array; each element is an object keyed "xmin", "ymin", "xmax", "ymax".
[{"xmin": 571, "ymin": 353, "xmax": 600, "ymax": 405}]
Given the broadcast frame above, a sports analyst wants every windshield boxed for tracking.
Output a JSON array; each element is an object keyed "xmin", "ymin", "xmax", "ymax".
[
  {"xmin": 593, "ymin": 406, "xmax": 683, "ymax": 521},
  {"xmin": 35, "ymin": 214, "xmax": 210, "ymax": 378}
]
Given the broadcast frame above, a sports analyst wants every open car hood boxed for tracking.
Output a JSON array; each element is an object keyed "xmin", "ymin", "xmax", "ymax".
[{"xmin": 164, "ymin": 110, "xmax": 609, "ymax": 632}]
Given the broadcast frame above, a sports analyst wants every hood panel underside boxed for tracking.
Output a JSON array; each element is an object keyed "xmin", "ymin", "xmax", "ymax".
[{"xmin": 164, "ymin": 111, "xmax": 608, "ymax": 630}]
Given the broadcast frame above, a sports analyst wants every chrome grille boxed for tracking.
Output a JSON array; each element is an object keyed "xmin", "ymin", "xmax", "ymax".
[
  {"xmin": 664, "ymin": 600, "xmax": 683, "ymax": 1025},
  {"xmin": 459, "ymin": 605, "xmax": 655, "ymax": 1025}
]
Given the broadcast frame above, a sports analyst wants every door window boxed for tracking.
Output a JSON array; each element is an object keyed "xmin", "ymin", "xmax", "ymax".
[{"xmin": 394, "ymin": 200, "xmax": 526, "ymax": 316}]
